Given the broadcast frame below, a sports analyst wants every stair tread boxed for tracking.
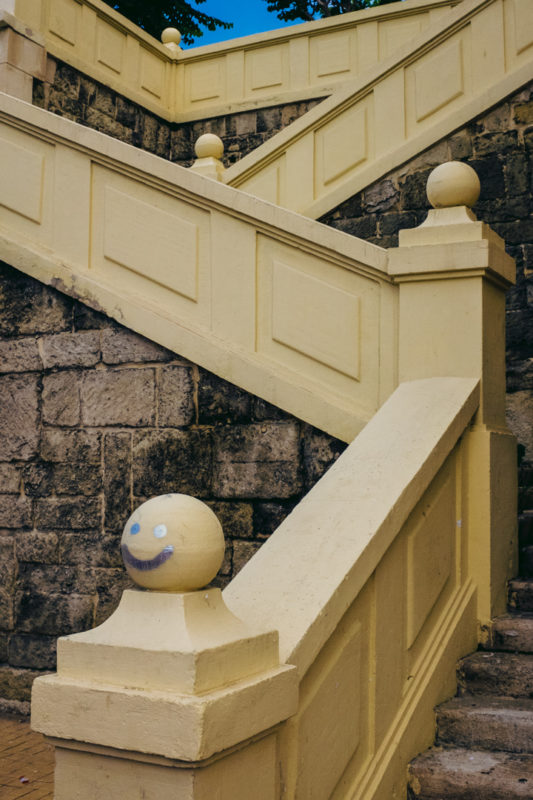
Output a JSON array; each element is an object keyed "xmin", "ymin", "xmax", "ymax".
[
  {"xmin": 485, "ymin": 614, "xmax": 533, "ymax": 653},
  {"xmin": 458, "ymin": 651, "xmax": 533, "ymax": 697},
  {"xmin": 408, "ymin": 747, "xmax": 533, "ymax": 799},
  {"xmin": 437, "ymin": 695, "xmax": 533, "ymax": 754},
  {"xmin": 440, "ymin": 694, "xmax": 533, "ymax": 714},
  {"xmin": 508, "ymin": 580, "xmax": 533, "ymax": 612}
]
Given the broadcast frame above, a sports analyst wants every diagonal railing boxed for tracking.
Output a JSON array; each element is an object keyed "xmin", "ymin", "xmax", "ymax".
[
  {"xmin": 2, "ymin": 0, "xmax": 459, "ymax": 121},
  {"xmin": 0, "ymin": 90, "xmax": 396, "ymax": 442},
  {"xmin": 225, "ymin": 0, "xmax": 533, "ymax": 219}
]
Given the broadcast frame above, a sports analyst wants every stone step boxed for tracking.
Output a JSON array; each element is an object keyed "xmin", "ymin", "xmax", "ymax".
[
  {"xmin": 436, "ymin": 696, "xmax": 533, "ymax": 753},
  {"xmin": 457, "ymin": 652, "xmax": 533, "ymax": 698},
  {"xmin": 519, "ymin": 546, "xmax": 533, "ymax": 578},
  {"xmin": 408, "ymin": 748, "xmax": 533, "ymax": 799},
  {"xmin": 482, "ymin": 614, "xmax": 533, "ymax": 654},
  {"xmin": 508, "ymin": 580, "xmax": 533, "ymax": 613}
]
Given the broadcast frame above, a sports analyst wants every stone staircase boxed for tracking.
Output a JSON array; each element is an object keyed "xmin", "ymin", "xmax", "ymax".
[{"xmin": 407, "ymin": 516, "xmax": 533, "ymax": 799}]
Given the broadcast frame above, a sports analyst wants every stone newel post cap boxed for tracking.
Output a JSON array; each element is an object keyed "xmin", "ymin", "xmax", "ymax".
[
  {"xmin": 161, "ymin": 27, "xmax": 181, "ymax": 46},
  {"xmin": 121, "ymin": 494, "xmax": 225, "ymax": 592},
  {"xmin": 426, "ymin": 161, "xmax": 481, "ymax": 209},
  {"xmin": 194, "ymin": 133, "xmax": 224, "ymax": 160}
]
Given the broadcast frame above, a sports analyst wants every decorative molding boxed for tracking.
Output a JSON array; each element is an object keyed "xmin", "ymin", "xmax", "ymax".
[
  {"xmin": 5, "ymin": 0, "xmax": 458, "ymax": 121},
  {"xmin": 227, "ymin": 0, "xmax": 532, "ymax": 219}
]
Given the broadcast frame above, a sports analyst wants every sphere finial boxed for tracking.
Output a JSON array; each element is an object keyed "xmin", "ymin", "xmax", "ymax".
[
  {"xmin": 426, "ymin": 161, "xmax": 480, "ymax": 209},
  {"xmin": 121, "ymin": 494, "xmax": 225, "ymax": 592},
  {"xmin": 194, "ymin": 133, "xmax": 224, "ymax": 160},
  {"xmin": 161, "ymin": 28, "xmax": 182, "ymax": 52}
]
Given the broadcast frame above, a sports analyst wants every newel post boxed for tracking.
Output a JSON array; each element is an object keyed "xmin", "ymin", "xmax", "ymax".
[
  {"xmin": 31, "ymin": 494, "xmax": 297, "ymax": 799},
  {"xmin": 388, "ymin": 162, "xmax": 518, "ymax": 624}
]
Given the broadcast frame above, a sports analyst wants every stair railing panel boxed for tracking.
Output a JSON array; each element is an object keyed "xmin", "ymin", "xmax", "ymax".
[
  {"xmin": 225, "ymin": 378, "xmax": 479, "ymax": 798},
  {"xmin": 3, "ymin": 0, "xmax": 459, "ymax": 121},
  {"xmin": 0, "ymin": 90, "xmax": 393, "ymax": 442},
  {"xmin": 226, "ymin": 0, "xmax": 533, "ymax": 218}
]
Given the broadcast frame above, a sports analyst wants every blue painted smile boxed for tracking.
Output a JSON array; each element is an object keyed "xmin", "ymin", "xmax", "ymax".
[{"xmin": 121, "ymin": 543, "xmax": 174, "ymax": 571}]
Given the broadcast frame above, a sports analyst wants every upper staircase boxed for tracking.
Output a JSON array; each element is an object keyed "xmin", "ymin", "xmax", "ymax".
[{"xmin": 225, "ymin": 0, "xmax": 533, "ymax": 220}]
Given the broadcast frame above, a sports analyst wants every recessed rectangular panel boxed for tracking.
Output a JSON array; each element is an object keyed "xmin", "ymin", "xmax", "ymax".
[
  {"xmin": 48, "ymin": 0, "xmax": 78, "ymax": 45},
  {"xmin": 96, "ymin": 20, "xmax": 125, "ymax": 75},
  {"xmin": 0, "ymin": 137, "xmax": 44, "ymax": 223},
  {"xmin": 245, "ymin": 45, "xmax": 288, "ymax": 93},
  {"xmin": 140, "ymin": 49, "xmax": 165, "ymax": 99},
  {"xmin": 316, "ymin": 104, "xmax": 367, "ymax": 188},
  {"xmin": 413, "ymin": 39, "xmax": 464, "ymax": 122},
  {"xmin": 188, "ymin": 60, "xmax": 224, "ymax": 103},
  {"xmin": 514, "ymin": 0, "xmax": 533, "ymax": 54},
  {"xmin": 103, "ymin": 187, "xmax": 199, "ymax": 300},
  {"xmin": 379, "ymin": 16, "xmax": 423, "ymax": 59},
  {"xmin": 297, "ymin": 627, "xmax": 362, "ymax": 799},
  {"xmin": 272, "ymin": 261, "xmax": 360, "ymax": 379},
  {"xmin": 256, "ymin": 236, "xmax": 381, "ymax": 415},
  {"xmin": 311, "ymin": 32, "xmax": 352, "ymax": 78},
  {"xmin": 406, "ymin": 468, "xmax": 456, "ymax": 649},
  {"xmin": 241, "ymin": 158, "xmax": 284, "ymax": 205}
]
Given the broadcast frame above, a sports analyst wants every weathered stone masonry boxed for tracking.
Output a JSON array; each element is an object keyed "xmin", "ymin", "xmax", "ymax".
[
  {"xmin": 33, "ymin": 59, "xmax": 322, "ymax": 168},
  {"xmin": 0, "ymin": 263, "xmax": 345, "ymax": 711}
]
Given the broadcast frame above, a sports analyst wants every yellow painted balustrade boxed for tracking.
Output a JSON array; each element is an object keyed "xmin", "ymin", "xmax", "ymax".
[
  {"xmin": 222, "ymin": 167, "xmax": 518, "ymax": 797},
  {"xmin": 226, "ymin": 377, "xmax": 483, "ymax": 798},
  {"xmin": 0, "ymin": 91, "xmax": 396, "ymax": 443},
  {"xmin": 1, "ymin": 0, "xmax": 459, "ymax": 120},
  {"xmin": 226, "ymin": 0, "xmax": 533, "ymax": 218},
  {"xmin": 0, "ymin": 69, "xmax": 518, "ymax": 796}
]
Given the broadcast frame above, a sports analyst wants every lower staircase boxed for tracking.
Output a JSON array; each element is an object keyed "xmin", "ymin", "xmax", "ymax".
[{"xmin": 408, "ymin": 526, "xmax": 533, "ymax": 798}]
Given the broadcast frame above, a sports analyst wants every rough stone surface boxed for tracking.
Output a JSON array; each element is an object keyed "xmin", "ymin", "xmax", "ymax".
[
  {"xmin": 409, "ymin": 583, "xmax": 533, "ymax": 798},
  {"xmin": 33, "ymin": 59, "xmax": 321, "ymax": 168},
  {"xmin": 0, "ymin": 261, "xmax": 345, "ymax": 703},
  {"xmin": 484, "ymin": 614, "xmax": 533, "ymax": 653},
  {"xmin": 0, "ymin": 374, "xmax": 39, "ymax": 460},
  {"xmin": 458, "ymin": 652, "xmax": 533, "ymax": 699},
  {"xmin": 436, "ymin": 695, "xmax": 533, "ymax": 753},
  {"xmin": 408, "ymin": 748, "xmax": 533, "ymax": 798}
]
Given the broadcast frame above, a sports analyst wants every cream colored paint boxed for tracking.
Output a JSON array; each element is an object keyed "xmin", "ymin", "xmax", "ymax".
[
  {"xmin": 1, "ymin": 0, "xmax": 459, "ymax": 121},
  {"xmin": 52, "ymin": 735, "xmax": 281, "ymax": 800},
  {"xmin": 0, "ymin": 90, "xmax": 394, "ymax": 442},
  {"xmin": 226, "ymin": 0, "xmax": 533, "ymax": 219},
  {"xmin": 0, "ymin": 11, "xmax": 46, "ymax": 102},
  {"xmin": 3, "ymin": 31, "xmax": 513, "ymax": 795},
  {"xmin": 32, "ymin": 495, "xmax": 298, "ymax": 796}
]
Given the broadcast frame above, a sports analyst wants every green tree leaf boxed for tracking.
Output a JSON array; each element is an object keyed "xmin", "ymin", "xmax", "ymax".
[
  {"xmin": 101, "ymin": 0, "xmax": 232, "ymax": 45},
  {"xmin": 264, "ymin": 0, "xmax": 399, "ymax": 23}
]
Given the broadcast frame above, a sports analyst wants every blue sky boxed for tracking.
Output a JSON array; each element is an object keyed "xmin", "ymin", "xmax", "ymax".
[{"xmin": 186, "ymin": 1, "xmax": 305, "ymax": 48}]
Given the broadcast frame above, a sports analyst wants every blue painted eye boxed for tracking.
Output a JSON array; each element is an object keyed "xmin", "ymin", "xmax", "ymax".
[
  {"xmin": 153, "ymin": 524, "xmax": 167, "ymax": 539},
  {"xmin": 130, "ymin": 522, "xmax": 140, "ymax": 535}
]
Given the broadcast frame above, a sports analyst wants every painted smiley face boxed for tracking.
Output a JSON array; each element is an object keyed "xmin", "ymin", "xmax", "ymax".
[{"xmin": 121, "ymin": 494, "xmax": 225, "ymax": 592}]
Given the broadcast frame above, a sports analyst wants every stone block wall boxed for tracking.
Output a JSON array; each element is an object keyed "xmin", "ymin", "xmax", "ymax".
[
  {"xmin": 33, "ymin": 59, "xmax": 322, "ymax": 167},
  {"xmin": 0, "ymin": 262, "xmax": 345, "ymax": 712},
  {"xmin": 320, "ymin": 79, "xmax": 533, "ymax": 573}
]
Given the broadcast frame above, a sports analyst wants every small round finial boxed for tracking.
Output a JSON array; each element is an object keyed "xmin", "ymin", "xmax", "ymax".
[
  {"xmin": 427, "ymin": 161, "xmax": 480, "ymax": 209},
  {"xmin": 161, "ymin": 27, "xmax": 181, "ymax": 46},
  {"xmin": 194, "ymin": 133, "xmax": 224, "ymax": 160},
  {"xmin": 121, "ymin": 495, "xmax": 225, "ymax": 592}
]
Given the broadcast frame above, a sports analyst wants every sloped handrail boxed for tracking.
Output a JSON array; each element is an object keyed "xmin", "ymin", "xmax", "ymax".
[
  {"xmin": 226, "ymin": 0, "xmax": 533, "ymax": 218},
  {"xmin": 224, "ymin": 377, "xmax": 480, "ymax": 797},
  {"xmin": 0, "ymin": 90, "xmax": 395, "ymax": 442},
  {"xmin": 3, "ymin": 0, "xmax": 458, "ymax": 121}
]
